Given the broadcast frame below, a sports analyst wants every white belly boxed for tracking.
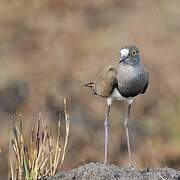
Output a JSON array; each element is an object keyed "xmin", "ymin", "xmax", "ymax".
[{"xmin": 107, "ymin": 88, "xmax": 133, "ymax": 105}]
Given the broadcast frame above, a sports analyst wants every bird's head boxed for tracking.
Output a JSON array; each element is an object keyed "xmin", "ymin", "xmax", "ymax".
[{"xmin": 119, "ymin": 45, "xmax": 140, "ymax": 65}]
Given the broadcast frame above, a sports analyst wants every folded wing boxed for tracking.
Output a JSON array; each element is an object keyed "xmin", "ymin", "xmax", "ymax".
[{"xmin": 94, "ymin": 62, "xmax": 118, "ymax": 98}]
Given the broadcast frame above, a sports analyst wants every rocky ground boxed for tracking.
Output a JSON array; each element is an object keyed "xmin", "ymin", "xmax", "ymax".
[{"xmin": 47, "ymin": 163, "xmax": 180, "ymax": 180}]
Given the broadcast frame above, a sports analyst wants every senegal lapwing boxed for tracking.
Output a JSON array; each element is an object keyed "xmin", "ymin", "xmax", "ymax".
[{"xmin": 84, "ymin": 45, "xmax": 149, "ymax": 165}]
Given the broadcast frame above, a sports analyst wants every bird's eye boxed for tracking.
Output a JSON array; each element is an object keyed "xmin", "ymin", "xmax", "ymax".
[{"xmin": 131, "ymin": 50, "xmax": 137, "ymax": 56}]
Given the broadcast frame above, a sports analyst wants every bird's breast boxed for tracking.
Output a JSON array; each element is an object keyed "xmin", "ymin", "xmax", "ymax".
[{"xmin": 117, "ymin": 64, "xmax": 147, "ymax": 98}]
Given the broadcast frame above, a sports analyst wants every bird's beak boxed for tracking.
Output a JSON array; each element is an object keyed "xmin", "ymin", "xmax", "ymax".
[
  {"xmin": 119, "ymin": 56, "xmax": 128, "ymax": 63},
  {"xmin": 119, "ymin": 58, "xmax": 124, "ymax": 63}
]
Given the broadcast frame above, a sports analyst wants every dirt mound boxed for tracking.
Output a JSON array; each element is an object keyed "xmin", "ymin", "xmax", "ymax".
[{"xmin": 47, "ymin": 162, "xmax": 180, "ymax": 180}]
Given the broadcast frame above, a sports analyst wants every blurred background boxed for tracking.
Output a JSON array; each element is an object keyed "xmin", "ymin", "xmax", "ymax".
[{"xmin": 0, "ymin": 0, "xmax": 180, "ymax": 178}]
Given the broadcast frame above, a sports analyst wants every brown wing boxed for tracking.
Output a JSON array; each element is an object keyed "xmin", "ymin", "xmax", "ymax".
[{"xmin": 94, "ymin": 62, "xmax": 118, "ymax": 98}]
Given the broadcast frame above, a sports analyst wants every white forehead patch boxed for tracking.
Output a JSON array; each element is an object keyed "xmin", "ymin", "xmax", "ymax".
[{"xmin": 120, "ymin": 49, "xmax": 129, "ymax": 57}]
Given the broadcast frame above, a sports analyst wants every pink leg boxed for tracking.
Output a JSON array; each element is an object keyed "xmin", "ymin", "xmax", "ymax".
[
  {"xmin": 124, "ymin": 103, "xmax": 132, "ymax": 166},
  {"xmin": 104, "ymin": 105, "xmax": 111, "ymax": 164}
]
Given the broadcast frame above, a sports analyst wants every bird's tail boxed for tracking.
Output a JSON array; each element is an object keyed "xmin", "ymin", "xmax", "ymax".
[
  {"xmin": 84, "ymin": 82, "xmax": 94, "ymax": 88},
  {"xmin": 84, "ymin": 82, "xmax": 97, "ymax": 95}
]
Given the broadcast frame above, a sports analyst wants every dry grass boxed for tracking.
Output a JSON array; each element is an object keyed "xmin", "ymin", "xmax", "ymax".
[{"xmin": 9, "ymin": 98, "xmax": 70, "ymax": 180}]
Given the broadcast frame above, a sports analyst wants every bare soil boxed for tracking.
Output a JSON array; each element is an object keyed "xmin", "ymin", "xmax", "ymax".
[{"xmin": 47, "ymin": 162, "xmax": 180, "ymax": 180}]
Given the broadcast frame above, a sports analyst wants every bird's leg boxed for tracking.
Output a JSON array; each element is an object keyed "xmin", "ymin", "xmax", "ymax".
[
  {"xmin": 124, "ymin": 103, "xmax": 132, "ymax": 166},
  {"xmin": 104, "ymin": 105, "xmax": 111, "ymax": 164}
]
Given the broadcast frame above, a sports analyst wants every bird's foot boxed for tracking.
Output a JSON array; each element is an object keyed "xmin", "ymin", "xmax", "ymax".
[
  {"xmin": 103, "ymin": 160, "xmax": 108, "ymax": 165},
  {"xmin": 127, "ymin": 163, "xmax": 135, "ymax": 169}
]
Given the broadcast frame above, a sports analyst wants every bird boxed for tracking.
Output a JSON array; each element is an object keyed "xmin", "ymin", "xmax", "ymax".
[{"xmin": 84, "ymin": 45, "xmax": 149, "ymax": 165}]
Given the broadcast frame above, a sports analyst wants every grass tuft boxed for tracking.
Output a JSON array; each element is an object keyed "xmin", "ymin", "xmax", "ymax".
[{"xmin": 9, "ymin": 98, "xmax": 70, "ymax": 180}]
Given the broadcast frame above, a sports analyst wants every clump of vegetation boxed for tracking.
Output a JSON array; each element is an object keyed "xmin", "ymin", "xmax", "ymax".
[{"xmin": 9, "ymin": 99, "xmax": 70, "ymax": 180}]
